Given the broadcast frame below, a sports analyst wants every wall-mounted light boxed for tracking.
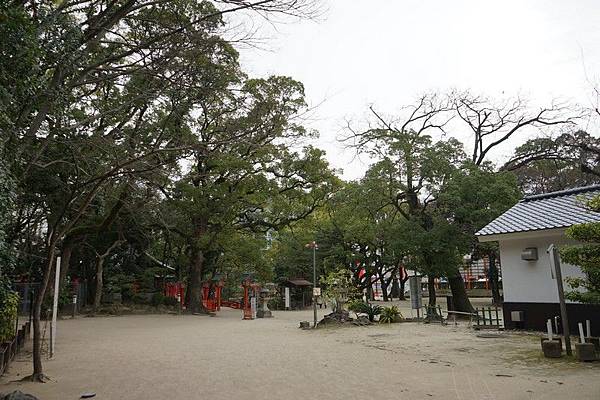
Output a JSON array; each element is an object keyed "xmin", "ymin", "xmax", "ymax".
[{"xmin": 521, "ymin": 247, "xmax": 538, "ymax": 261}]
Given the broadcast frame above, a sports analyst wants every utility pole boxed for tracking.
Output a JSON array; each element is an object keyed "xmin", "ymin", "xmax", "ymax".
[
  {"xmin": 306, "ymin": 241, "xmax": 319, "ymax": 328},
  {"xmin": 547, "ymin": 244, "xmax": 572, "ymax": 356}
]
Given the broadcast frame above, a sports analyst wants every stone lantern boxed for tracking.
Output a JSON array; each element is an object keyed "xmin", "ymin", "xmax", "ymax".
[{"xmin": 256, "ymin": 286, "xmax": 273, "ymax": 318}]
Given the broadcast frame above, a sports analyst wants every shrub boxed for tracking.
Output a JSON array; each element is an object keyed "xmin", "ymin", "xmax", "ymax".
[
  {"xmin": 347, "ymin": 299, "xmax": 365, "ymax": 313},
  {"xmin": 131, "ymin": 293, "xmax": 148, "ymax": 305},
  {"xmin": 561, "ymin": 199, "xmax": 600, "ymax": 304},
  {"xmin": 379, "ymin": 305, "xmax": 403, "ymax": 324},
  {"xmin": 268, "ymin": 296, "xmax": 284, "ymax": 310},
  {"xmin": 163, "ymin": 296, "xmax": 179, "ymax": 307},
  {"xmin": 322, "ymin": 269, "xmax": 358, "ymax": 313},
  {"xmin": 106, "ymin": 273, "xmax": 136, "ymax": 301},
  {"xmin": 0, "ymin": 281, "xmax": 19, "ymax": 342},
  {"xmin": 348, "ymin": 300, "xmax": 382, "ymax": 322},
  {"xmin": 151, "ymin": 292, "xmax": 166, "ymax": 307}
]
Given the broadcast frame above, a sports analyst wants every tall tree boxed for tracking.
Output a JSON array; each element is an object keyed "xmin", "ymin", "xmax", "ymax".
[
  {"xmin": 1, "ymin": 0, "xmax": 321, "ymax": 381},
  {"xmin": 344, "ymin": 94, "xmax": 471, "ymax": 310},
  {"xmin": 438, "ymin": 163, "xmax": 521, "ymax": 304},
  {"xmin": 159, "ymin": 76, "xmax": 337, "ymax": 313}
]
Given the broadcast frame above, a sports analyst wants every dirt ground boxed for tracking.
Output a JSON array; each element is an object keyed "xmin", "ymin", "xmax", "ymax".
[{"xmin": 1, "ymin": 300, "xmax": 599, "ymax": 400}]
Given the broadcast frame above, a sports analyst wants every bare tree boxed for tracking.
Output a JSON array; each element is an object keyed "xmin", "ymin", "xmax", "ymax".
[
  {"xmin": 453, "ymin": 91, "xmax": 579, "ymax": 166},
  {"xmin": 344, "ymin": 93, "xmax": 454, "ymax": 155}
]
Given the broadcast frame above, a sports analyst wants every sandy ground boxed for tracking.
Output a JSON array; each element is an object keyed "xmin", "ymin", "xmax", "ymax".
[{"xmin": 1, "ymin": 300, "xmax": 599, "ymax": 400}]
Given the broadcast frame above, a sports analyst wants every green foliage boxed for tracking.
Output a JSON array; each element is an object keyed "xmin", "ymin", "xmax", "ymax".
[
  {"xmin": 106, "ymin": 273, "xmax": 136, "ymax": 301},
  {"xmin": 322, "ymin": 269, "xmax": 358, "ymax": 312},
  {"xmin": 151, "ymin": 293, "xmax": 166, "ymax": 307},
  {"xmin": 268, "ymin": 296, "xmax": 284, "ymax": 311},
  {"xmin": 0, "ymin": 5, "xmax": 41, "ymax": 129},
  {"xmin": 344, "ymin": 115, "xmax": 468, "ymax": 282},
  {"xmin": 147, "ymin": 292, "xmax": 180, "ymax": 307},
  {"xmin": 0, "ymin": 154, "xmax": 15, "ymax": 272},
  {"xmin": 347, "ymin": 299, "xmax": 364, "ymax": 313},
  {"xmin": 163, "ymin": 296, "xmax": 179, "ymax": 307},
  {"xmin": 561, "ymin": 197, "xmax": 600, "ymax": 304},
  {"xmin": 505, "ymin": 131, "xmax": 600, "ymax": 195},
  {"xmin": 347, "ymin": 300, "xmax": 382, "ymax": 322},
  {"xmin": 438, "ymin": 162, "xmax": 521, "ymax": 255},
  {"xmin": 0, "ymin": 277, "xmax": 19, "ymax": 342},
  {"xmin": 379, "ymin": 305, "xmax": 403, "ymax": 324},
  {"xmin": 139, "ymin": 267, "xmax": 164, "ymax": 292},
  {"xmin": 130, "ymin": 293, "xmax": 149, "ymax": 305}
]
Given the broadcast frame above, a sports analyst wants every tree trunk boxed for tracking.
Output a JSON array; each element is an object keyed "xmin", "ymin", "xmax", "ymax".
[
  {"xmin": 58, "ymin": 241, "xmax": 74, "ymax": 293},
  {"xmin": 448, "ymin": 268, "xmax": 474, "ymax": 313},
  {"xmin": 427, "ymin": 275, "xmax": 436, "ymax": 306},
  {"xmin": 93, "ymin": 257, "xmax": 104, "ymax": 312},
  {"xmin": 30, "ymin": 247, "xmax": 56, "ymax": 381},
  {"xmin": 390, "ymin": 267, "xmax": 400, "ymax": 300},
  {"xmin": 187, "ymin": 245, "xmax": 205, "ymax": 313},
  {"xmin": 488, "ymin": 252, "xmax": 501, "ymax": 306},
  {"xmin": 399, "ymin": 276, "xmax": 408, "ymax": 301},
  {"xmin": 378, "ymin": 273, "xmax": 389, "ymax": 301},
  {"xmin": 93, "ymin": 240, "xmax": 123, "ymax": 313}
]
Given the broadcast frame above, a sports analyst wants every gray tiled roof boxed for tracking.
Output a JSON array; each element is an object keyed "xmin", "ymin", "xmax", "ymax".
[{"xmin": 476, "ymin": 184, "xmax": 600, "ymax": 237}]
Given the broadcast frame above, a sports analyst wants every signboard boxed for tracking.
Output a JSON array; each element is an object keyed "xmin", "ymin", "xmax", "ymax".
[
  {"xmin": 284, "ymin": 287, "xmax": 290, "ymax": 309},
  {"xmin": 313, "ymin": 287, "xmax": 321, "ymax": 296},
  {"xmin": 408, "ymin": 275, "xmax": 422, "ymax": 310}
]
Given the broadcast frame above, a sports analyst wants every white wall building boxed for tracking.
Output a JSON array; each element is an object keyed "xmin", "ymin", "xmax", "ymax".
[{"xmin": 476, "ymin": 185, "xmax": 600, "ymax": 335}]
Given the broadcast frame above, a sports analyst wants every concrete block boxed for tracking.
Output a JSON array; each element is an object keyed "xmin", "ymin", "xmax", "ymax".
[
  {"xmin": 575, "ymin": 342, "xmax": 597, "ymax": 362},
  {"xmin": 585, "ymin": 337, "xmax": 600, "ymax": 353},
  {"xmin": 540, "ymin": 336, "xmax": 562, "ymax": 350},
  {"xmin": 542, "ymin": 339, "xmax": 562, "ymax": 358}
]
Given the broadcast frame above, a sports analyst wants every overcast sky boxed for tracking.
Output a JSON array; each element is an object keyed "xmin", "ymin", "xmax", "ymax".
[{"xmin": 237, "ymin": 0, "xmax": 600, "ymax": 180}]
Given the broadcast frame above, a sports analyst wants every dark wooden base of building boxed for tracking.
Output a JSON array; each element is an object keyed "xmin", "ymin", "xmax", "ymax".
[{"xmin": 503, "ymin": 302, "xmax": 600, "ymax": 336}]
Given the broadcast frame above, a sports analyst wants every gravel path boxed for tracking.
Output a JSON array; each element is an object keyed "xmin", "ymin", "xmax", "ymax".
[{"xmin": 1, "ymin": 306, "xmax": 599, "ymax": 399}]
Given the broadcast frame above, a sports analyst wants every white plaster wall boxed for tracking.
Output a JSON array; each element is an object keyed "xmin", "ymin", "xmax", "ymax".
[{"xmin": 499, "ymin": 231, "xmax": 586, "ymax": 303}]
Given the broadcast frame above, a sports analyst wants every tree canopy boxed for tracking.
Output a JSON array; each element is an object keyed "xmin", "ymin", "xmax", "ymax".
[
  {"xmin": 561, "ymin": 195, "xmax": 600, "ymax": 304},
  {"xmin": 3, "ymin": 0, "xmax": 600, "ymax": 381}
]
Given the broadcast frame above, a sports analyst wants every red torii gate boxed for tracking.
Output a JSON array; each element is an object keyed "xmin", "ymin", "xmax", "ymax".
[
  {"xmin": 241, "ymin": 277, "xmax": 260, "ymax": 320},
  {"xmin": 202, "ymin": 278, "xmax": 224, "ymax": 312},
  {"xmin": 165, "ymin": 275, "xmax": 261, "ymax": 315}
]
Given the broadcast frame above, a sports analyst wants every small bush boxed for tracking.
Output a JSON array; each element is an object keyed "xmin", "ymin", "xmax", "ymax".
[
  {"xmin": 268, "ymin": 296, "xmax": 284, "ymax": 310},
  {"xmin": 348, "ymin": 300, "xmax": 382, "ymax": 322},
  {"xmin": 379, "ymin": 305, "xmax": 403, "ymax": 324},
  {"xmin": 0, "ymin": 289, "xmax": 19, "ymax": 342},
  {"xmin": 163, "ymin": 296, "xmax": 179, "ymax": 307},
  {"xmin": 151, "ymin": 292, "xmax": 166, "ymax": 307},
  {"xmin": 347, "ymin": 299, "xmax": 364, "ymax": 313},
  {"xmin": 131, "ymin": 293, "xmax": 148, "ymax": 305}
]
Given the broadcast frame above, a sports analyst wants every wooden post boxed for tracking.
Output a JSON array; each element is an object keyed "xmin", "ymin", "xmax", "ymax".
[
  {"xmin": 586, "ymin": 320, "xmax": 591, "ymax": 338},
  {"xmin": 547, "ymin": 245, "xmax": 572, "ymax": 356},
  {"xmin": 578, "ymin": 323, "xmax": 585, "ymax": 344},
  {"xmin": 29, "ymin": 287, "xmax": 34, "ymax": 339}
]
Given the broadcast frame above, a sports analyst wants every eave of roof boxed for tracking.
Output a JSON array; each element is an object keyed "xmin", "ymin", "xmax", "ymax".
[
  {"xmin": 476, "ymin": 184, "xmax": 600, "ymax": 238},
  {"xmin": 281, "ymin": 278, "xmax": 313, "ymax": 287}
]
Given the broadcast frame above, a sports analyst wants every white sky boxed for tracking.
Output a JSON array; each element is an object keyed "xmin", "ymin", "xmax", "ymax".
[{"xmin": 237, "ymin": 0, "xmax": 600, "ymax": 180}]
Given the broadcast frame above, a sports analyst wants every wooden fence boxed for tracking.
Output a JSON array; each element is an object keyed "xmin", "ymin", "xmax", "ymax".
[{"xmin": 0, "ymin": 320, "xmax": 31, "ymax": 376}]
